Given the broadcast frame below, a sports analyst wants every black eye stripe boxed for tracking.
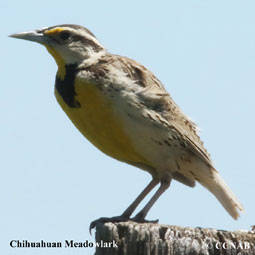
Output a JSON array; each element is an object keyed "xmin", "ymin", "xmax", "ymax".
[
  {"xmin": 59, "ymin": 31, "xmax": 71, "ymax": 40},
  {"xmin": 43, "ymin": 27, "xmax": 104, "ymax": 52}
]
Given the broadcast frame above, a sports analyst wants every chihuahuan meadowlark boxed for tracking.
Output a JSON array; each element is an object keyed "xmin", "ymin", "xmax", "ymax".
[{"xmin": 10, "ymin": 25, "xmax": 244, "ymax": 230}]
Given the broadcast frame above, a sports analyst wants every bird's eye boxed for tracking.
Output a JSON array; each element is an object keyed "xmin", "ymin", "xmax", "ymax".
[{"xmin": 59, "ymin": 31, "xmax": 71, "ymax": 40}]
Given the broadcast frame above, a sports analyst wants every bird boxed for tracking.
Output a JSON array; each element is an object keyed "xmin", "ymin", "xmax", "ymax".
[{"xmin": 10, "ymin": 24, "xmax": 244, "ymax": 231}]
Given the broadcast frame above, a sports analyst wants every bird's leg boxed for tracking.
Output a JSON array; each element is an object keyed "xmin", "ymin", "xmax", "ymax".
[
  {"xmin": 131, "ymin": 179, "xmax": 171, "ymax": 223},
  {"xmin": 89, "ymin": 179, "xmax": 159, "ymax": 233},
  {"xmin": 121, "ymin": 178, "xmax": 159, "ymax": 218}
]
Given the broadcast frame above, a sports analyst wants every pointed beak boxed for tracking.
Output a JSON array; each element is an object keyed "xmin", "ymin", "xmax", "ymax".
[{"xmin": 9, "ymin": 30, "xmax": 49, "ymax": 45}]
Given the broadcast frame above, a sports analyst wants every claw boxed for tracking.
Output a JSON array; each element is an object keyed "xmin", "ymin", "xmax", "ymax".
[
  {"xmin": 89, "ymin": 220, "xmax": 97, "ymax": 235},
  {"xmin": 89, "ymin": 214, "xmax": 159, "ymax": 235},
  {"xmin": 131, "ymin": 216, "xmax": 159, "ymax": 224},
  {"xmin": 130, "ymin": 211, "xmax": 159, "ymax": 224},
  {"xmin": 89, "ymin": 216, "xmax": 130, "ymax": 235}
]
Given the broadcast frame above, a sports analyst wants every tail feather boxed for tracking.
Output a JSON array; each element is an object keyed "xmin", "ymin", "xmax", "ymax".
[{"xmin": 199, "ymin": 170, "xmax": 244, "ymax": 220}]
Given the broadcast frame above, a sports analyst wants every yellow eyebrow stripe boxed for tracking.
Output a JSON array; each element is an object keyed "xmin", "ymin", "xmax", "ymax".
[{"xmin": 44, "ymin": 28, "xmax": 65, "ymax": 35}]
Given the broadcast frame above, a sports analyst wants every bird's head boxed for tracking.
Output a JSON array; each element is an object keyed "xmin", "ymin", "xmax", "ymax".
[{"xmin": 10, "ymin": 24, "xmax": 106, "ymax": 78}]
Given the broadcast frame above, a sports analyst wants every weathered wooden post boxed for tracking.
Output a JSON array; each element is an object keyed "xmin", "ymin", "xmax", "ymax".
[{"xmin": 94, "ymin": 222, "xmax": 255, "ymax": 255}]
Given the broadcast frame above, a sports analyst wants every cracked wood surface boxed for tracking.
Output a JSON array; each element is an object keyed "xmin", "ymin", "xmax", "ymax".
[{"xmin": 94, "ymin": 222, "xmax": 255, "ymax": 255}]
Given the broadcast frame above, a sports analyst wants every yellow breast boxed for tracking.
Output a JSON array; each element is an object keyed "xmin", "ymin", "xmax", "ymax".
[{"xmin": 55, "ymin": 78, "xmax": 146, "ymax": 163}]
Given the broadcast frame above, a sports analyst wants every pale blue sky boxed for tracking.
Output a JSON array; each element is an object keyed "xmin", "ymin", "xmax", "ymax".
[{"xmin": 1, "ymin": 1, "xmax": 255, "ymax": 254}]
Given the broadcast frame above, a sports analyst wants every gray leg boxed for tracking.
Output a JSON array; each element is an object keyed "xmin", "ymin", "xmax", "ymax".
[
  {"xmin": 89, "ymin": 178, "xmax": 159, "ymax": 233},
  {"xmin": 121, "ymin": 179, "xmax": 159, "ymax": 218},
  {"xmin": 132, "ymin": 179, "xmax": 171, "ymax": 222}
]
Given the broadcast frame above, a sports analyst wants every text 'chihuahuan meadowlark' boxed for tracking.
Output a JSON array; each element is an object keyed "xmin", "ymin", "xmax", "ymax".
[{"xmin": 10, "ymin": 25, "xmax": 244, "ymax": 231}]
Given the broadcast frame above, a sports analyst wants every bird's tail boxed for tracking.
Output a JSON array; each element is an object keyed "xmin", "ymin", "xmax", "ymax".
[{"xmin": 199, "ymin": 169, "xmax": 244, "ymax": 220}]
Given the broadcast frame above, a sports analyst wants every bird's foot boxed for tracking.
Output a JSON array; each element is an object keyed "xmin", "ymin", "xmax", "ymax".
[
  {"xmin": 90, "ymin": 213, "xmax": 159, "ymax": 234},
  {"xmin": 89, "ymin": 215, "xmax": 130, "ymax": 234},
  {"xmin": 130, "ymin": 216, "xmax": 159, "ymax": 224},
  {"xmin": 131, "ymin": 212, "xmax": 159, "ymax": 224}
]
